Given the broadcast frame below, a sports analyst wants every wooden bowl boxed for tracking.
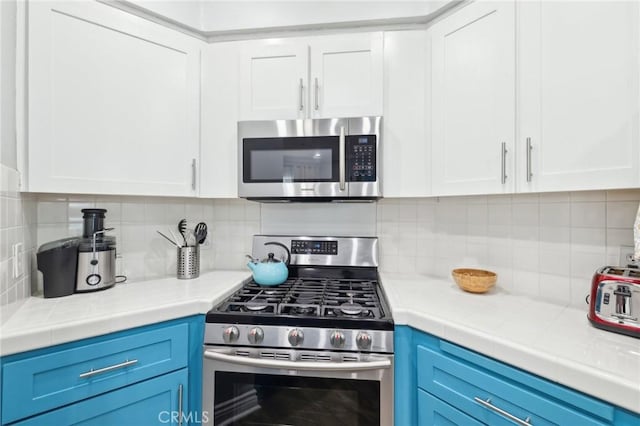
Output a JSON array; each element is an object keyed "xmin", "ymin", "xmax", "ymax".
[{"xmin": 451, "ymin": 268, "xmax": 497, "ymax": 293}]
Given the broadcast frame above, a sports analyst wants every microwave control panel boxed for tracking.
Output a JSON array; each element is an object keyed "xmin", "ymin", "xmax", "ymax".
[{"xmin": 347, "ymin": 135, "xmax": 377, "ymax": 182}]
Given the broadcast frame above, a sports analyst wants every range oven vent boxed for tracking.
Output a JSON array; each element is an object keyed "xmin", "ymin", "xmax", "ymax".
[
  {"xmin": 342, "ymin": 355, "xmax": 359, "ymax": 362},
  {"xmin": 300, "ymin": 354, "xmax": 332, "ymax": 362},
  {"xmin": 260, "ymin": 351, "xmax": 291, "ymax": 360},
  {"xmin": 235, "ymin": 351, "xmax": 250, "ymax": 357}
]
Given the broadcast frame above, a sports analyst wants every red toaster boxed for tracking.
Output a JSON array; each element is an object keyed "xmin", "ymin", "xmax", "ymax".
[{"xmin": 588, "ymin": 266, "xmax": 640, "ymax": 338}]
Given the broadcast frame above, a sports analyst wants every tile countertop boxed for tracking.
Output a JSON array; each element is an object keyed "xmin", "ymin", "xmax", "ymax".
[
  {"xmin": 0, "ymin": 270, "xmax": 251, "ymax": 357},
  {"xmin": 380, "ymin": 272, "xmax": 640, "ymax": 414},
  {"xmin": 1, "ymin": 270, "xmax": 638, "ymax": 413}
]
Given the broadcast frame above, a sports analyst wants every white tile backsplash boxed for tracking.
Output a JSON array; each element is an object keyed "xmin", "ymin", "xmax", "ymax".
[
  {"xmin": 377, "ymin": 189, "xmax": 640, "ymax": 308},
  {"xmin": 0, "ymin": 165, "xmax": 37, "ymax": 306}
]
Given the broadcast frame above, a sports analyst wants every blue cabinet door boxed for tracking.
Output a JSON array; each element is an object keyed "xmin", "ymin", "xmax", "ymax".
[
  {"xmin": 15, "ymin": 369, "xmax": 188, "ymax": 426},
  {"xmin": 418, "ymin": 389, "xmax": 483, "ymax": 426}
]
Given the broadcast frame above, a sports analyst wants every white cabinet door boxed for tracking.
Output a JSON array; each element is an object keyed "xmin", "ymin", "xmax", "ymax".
[
  {"xmin": 239, "ymin": 42, "xmax": 308, "ymax": 120},
  {"xmin": 310, "ymin": 32, "xmax": 383, "ymax": 118},
  {"xmin": 27, "ymin": 1, "xmax": 201, "ymax": 197},
  {"xmin": 431, "ymin": 1, "xmax": 515, "ymax": 196},
  {"xmin": 201, "ymin": 41, "xmax": 241, "ymax": 198},
  {"xmin": 518, "ymin": 1, "xmax": 640, "ymax": 192},
  {"xmin": 383, "ymin": 30, "xmax": 430, "ymax": 197}
]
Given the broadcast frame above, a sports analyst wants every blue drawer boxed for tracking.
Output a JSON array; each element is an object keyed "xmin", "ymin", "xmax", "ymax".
[
  {"xmin": 13, "ymin": 368, "xmax": 188, "ymax": 425},
  {"xmin": 417, "ymin": 344, "xmax": 613, "ymax": 426},
  {"xmin": 418, "ymin": 389, "xmax": 483, "ymax": 426},
  {"xmin": 2, "ymin": 323, "xmax": 188, "ymax": 423}
]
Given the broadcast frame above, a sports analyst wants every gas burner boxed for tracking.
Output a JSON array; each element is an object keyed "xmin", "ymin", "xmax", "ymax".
[
  {"xmin": 279, "ymin": 304, "xmax": 320, "ymax": 316},
  {"xmin": 339, "ymin": 302, "xmax": 363, "ymax": 315},
  {"xmin": 245, "ymin": 301, "xmax": 268, "ymax": 311}
]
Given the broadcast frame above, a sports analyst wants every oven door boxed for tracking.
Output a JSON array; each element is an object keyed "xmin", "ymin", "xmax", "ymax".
[{"xmin": 202, "ymin": 347, "xmax": 393, "ymax": 426}]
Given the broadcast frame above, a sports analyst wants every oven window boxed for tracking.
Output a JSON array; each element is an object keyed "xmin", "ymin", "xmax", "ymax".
[
  {"xmin": 214, "ymin": 372, "xmax": 380, "ymax": 425},
  {"xmin": 242, "ymin": 137, "xmax": 339, "ymax": 183}
]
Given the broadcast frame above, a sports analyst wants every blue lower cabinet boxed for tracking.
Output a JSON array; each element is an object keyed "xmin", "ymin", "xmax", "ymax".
[
  {"xmin": 395, "ymin": 325, "xmax": 640, "ymax": 426},
  {"xmin": 15, "ymin": 368, "xmax": 188, "ymax": 426},
  {"xmin": 1, "ymin": 315, "xmax": 204, "ymax": 426},
  {"xmin": 418, "ymin": 389, "xmax": 483, "ymax": 426}
]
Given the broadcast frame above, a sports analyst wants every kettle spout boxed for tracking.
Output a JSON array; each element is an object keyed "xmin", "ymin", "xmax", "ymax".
[{"xmin": 247, "ymin": 261, "xmax": 256, "ymax": 271}]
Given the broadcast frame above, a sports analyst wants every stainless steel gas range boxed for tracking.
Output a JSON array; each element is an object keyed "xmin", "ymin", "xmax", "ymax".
[{"xmin": 202, "ymin": 235, "xmax": 393, "ymax": 426}]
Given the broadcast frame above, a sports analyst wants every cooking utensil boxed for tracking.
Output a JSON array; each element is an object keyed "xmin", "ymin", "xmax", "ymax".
[
  {"xmin": 246, "ymin": 241, "xmax": 291, "ymax": 286},
  {"xmin": 157, "ymin": 230, "xmax": 179, "ymax": 247},
  {"xmin": 178, "ymin": 219, "xmax": 188, "ymax": 247},
  {"xmin": 168, "ymin": 229, "xmax": 182, "ymax": 248},
  {"xmin": 195, "ymin": 222, "xmax": 208, "ymax": 245}
]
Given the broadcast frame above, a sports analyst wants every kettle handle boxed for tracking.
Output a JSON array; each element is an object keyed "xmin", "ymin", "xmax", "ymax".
[{"xmin": 264, "ymin": 242, "xmax": 291, "ymax": 266}]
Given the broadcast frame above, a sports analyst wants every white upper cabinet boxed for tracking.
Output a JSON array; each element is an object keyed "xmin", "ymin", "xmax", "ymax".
[
  {"xmin": 309, "ymin": 33, "xmax": 383, "ymax": 118},
  {"xmin": 239, "ymin": 43, "xmax": 309, "ymax": 120},
  {"xmin": 239, "ymin": 32, "xmax": 383, "ymax": 120},
  {"xmin": 200, "ymin": 41, "xmax": 242, "ymax": 198},
  {"xmin": 26, "ymin": 1, "xmax": 201, "ymax": 196},
  {"xmin": 517, "ymin": 1, "xmax": 640, "ymax": 192},
  {"xmin": 431, "ymin": 1, "xmax": 516, "ymax": 196},
  {"xmin": 382, "ymin": 30, "xmax": 430, "ymax": 197}
]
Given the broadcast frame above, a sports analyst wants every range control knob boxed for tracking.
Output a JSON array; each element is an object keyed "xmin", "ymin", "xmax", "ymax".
[
  {"xmin": 356, "ymin": 332, "xmax": 372, "ymax": 350},
  {"xmin": 288, "ymin": 328, "xmax": 304, "ymax": 346},
  {"xmin": 247, "ymin": 327, "xmax": 264, "ymax": 344},
  {"xmin": 330, "ymin": 330, "xmax": 346, "ymax": 348},
  {"xmin": 222, "ymin": 326, "xmax": 239, "ymax": 343}
]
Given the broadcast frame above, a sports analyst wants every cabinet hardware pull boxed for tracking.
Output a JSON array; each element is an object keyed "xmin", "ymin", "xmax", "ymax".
[
  {"xmin": 314, "ymin": 77, "xmax": 319, "ymax": 110},
  {"xmin": 79, "ymin": 359, "xmax": 138, "ymax": 378},
  {"xmin": 339, "ymin": 126, "xmax": 346, "ymax": 191},
  {"xmin": 191, "ymin": 158, "xmax": 197, "ymax": 191},
  {"xmin": 474, "ymin": 397, "xmax": 532, "ymax": 426},
  {"xmin": 526, "ymin": 137, "xmax": 533, "ymax": 182},
  {"xmin": 299, "ymin": 78, "xmax": 304, "ymax": 111},
  {"xmin": 178, "ymin": 384, "xmax": 184, "ymax": 426},
  {"xmin": 501, "ymin": 142, "xmax": 508, "ymax": 184}
]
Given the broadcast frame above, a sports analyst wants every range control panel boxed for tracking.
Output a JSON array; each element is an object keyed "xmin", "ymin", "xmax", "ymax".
[
  {"xmin": 347, "ymin": 135, "xmax": 377, "ymax": 182},
  {"xmin": 291, "ymin": 240, "xmax": 338, "ymax": 255}
]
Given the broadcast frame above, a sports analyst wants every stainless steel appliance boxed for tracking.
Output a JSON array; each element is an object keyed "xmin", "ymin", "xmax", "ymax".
[
  {"xmin": 203, "ymin": 235, "xmax": 393, "ymax": 425},
  {"xmin": 75, "ymin": 209, "xmax": 116, "ymax": 292},
  {"xmin": 588, "ymin": 266, "xmax": 640, "ymax": 338},
  {"xmin": 238, "ymin": 117, "xmax": 382, "ymax": 201}
]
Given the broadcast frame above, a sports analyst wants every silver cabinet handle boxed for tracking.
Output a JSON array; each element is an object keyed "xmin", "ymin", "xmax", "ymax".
[
  {"xmin": 191, "ymin": 158, "xmax": 196, "ymax": 191},
  {"xmin": 474, "ymin": 397, "xmax": 532, "ymax": 426},
  {"xmin": 501, "ymin": 142, "xmax": 508, "ymax": 184},
  {"xmin": 204, "ymin": 350, "xmax": 391, "ymax": 371},
  {"xmin": 299, "ymin": 78, "xmax": 304, "ymax": 111},
  {"xmin": 526, "ymin": 137, "xmax": 533, "ymax": 182},
  {"xmin": 79, "ymin": 359, "xmax": 138, "ymax": 378},
  {"xmin": 177, "ymin": 384, "xmax": 184, "ymax": 426},
  {"xmin": 314, "ymin": 77, "xmax": 319, "ymax": 110},
  {"xmin": 339, "ymin": 126, "xmax": 346, "ymax": 191}
]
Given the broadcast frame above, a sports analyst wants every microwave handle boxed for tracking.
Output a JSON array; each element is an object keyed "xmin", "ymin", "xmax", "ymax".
[{"xmin": 339, "ymin": 126, "xmax": 346, "ymax": 191}]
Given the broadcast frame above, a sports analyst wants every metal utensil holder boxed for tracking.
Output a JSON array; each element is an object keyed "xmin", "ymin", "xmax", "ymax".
[{"xmin": 177, "ymin": 246, "xmax": 199, "ymax": 279}]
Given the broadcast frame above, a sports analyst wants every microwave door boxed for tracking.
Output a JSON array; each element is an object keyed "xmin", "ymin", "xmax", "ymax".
[{"xmin": 239, "ymin": 118, "xmax": 349, "ymax": 199}]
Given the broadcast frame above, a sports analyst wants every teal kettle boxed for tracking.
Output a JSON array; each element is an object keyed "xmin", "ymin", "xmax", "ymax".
[{"xmin": 246, "ymin": 242, "xmax": 291, "ymax": 286}]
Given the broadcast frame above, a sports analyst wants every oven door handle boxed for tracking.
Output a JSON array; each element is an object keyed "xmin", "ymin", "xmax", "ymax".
[{"xmin": 204, "ymin": 350, "xmax": 391, "ymax": 371}]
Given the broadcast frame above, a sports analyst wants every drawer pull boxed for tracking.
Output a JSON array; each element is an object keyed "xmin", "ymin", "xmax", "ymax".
[
  {"xmin": 79, "ymin": 359, "xmax": 138, "ymax": 378},
  {"xmin": 474, "ymin": 397, "xmax": 532, "ymax": 426}
]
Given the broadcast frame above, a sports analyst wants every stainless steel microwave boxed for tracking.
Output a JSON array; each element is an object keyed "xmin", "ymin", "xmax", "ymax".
[{"xmin": 238, "ymin": 117, "xmax": 382, "ymax": 201}]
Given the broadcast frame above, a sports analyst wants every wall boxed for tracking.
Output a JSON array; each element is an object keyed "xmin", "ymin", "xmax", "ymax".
[
  {"xmin": 32, "ymin": 196, "xmax": 260, "ymax": 292},
  {"xmin": 0, "ymin": 0, "xmax": 36, "ymax": 307},
  {"xmin": 0, "ymin": 166, "xmax": 36, "ymax": 305},
  {"xmin": 377, "ymin": 190, "xmax": 640, "ymax": 308}
]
